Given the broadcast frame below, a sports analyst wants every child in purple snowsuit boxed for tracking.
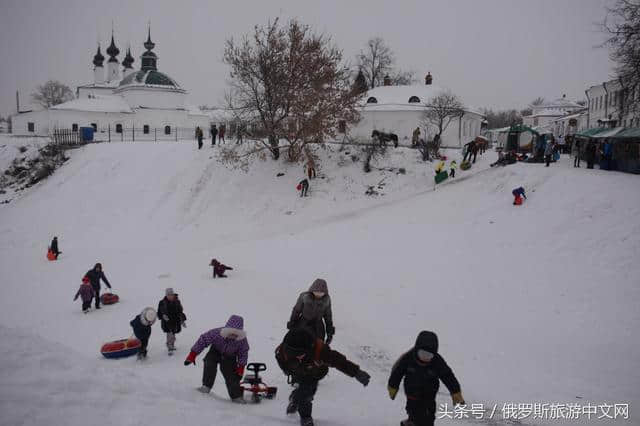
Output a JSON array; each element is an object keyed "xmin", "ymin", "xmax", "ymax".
[
  {"xmin": 74, "ymin": 276, "xmax": 94, "ymax": 313},
  {"xmin": 184, "ymin": 315, "xmax": 249, "ymax": 403}
]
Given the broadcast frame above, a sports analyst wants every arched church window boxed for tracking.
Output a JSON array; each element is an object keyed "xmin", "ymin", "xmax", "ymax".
[
  {"xmin": 143, "ymin": 125, "xmax": 150, "ymax": 134},
  {"xmin": 91, "ymin": 123, "xmax": 97, "ymax": 131},
  {"xmin": 366, "ymin": 97, "xmax": 378, "ymax": 104},
  {"xmin": 408, "ymin": 96, "xmax": 420, "ymax": 103},
  {"xmin": 116, "ymin": 124, "xmax": 123, "ymax": 134},
  {"xmin": 164, "ymin": 125, "xmax": 171, "ymax": 135},
  {"xmin": 72, "ymin": 123, "xmax": 78, "ymax": 132}
]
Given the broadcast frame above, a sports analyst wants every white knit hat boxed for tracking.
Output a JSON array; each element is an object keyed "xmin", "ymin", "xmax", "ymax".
[{"xmin": 141, "ymin": 307, "xmax": 157, "ymax": 326}]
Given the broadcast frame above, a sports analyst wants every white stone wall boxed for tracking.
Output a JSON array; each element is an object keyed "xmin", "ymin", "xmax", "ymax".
[{"xmin": 349, "ymin": 108, "xmax": 483, "ymax": 148}]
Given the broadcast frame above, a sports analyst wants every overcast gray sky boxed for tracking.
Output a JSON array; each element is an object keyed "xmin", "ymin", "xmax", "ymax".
[{"xmin": 0, "ymin": 0, "xmax": 614, "ymax": 117}]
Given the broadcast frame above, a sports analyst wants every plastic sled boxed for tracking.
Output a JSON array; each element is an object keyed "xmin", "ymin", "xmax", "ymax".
[
  {"xmin": 101, "ymin": 338, "xmax": 141, "ymax": 359},
  {"xmin": 100, "ymin": 292, "xmax": 119, "ymax": 305},
  {"xmin": 460, "ymin": 161, "xmax": 471, "ymax": 171},
  {"xmin": 514, "ymin": 196, "xmax": 523, "ymax": 206},
  {"xmin": 47, "ymin": 250, "xmax": 56, "ymax": 261},
  {"xmin": 434, "ymin": 170, "xmax": 448, "ymax": 184},
  {"xmin": 240, "ymin": 363, "xmax": 278, "ymax": 403},
  {"xmin": 296, "ymin": 183, "xmax": 302, "ymax": 191}
]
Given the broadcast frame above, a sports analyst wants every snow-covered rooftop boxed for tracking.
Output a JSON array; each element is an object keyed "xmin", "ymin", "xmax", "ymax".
[
  {"xmin": 360, "ymin": 84, "xmax": 481, "ymax": 115},
  {"xmin": 50, "ymin": 95, "xmax": 133, "ymax": 113}
]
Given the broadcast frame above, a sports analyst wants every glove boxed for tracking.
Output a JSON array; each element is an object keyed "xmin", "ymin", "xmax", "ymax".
[
  {"xmin": 388, "ymin": 386, "xmax": 398, "ymax": 400},
  {"xmin": 184, "ymin": 351, "xmax": 197, "ymax": 366},
  {"xmin": 451, "ymin": 392, "xmax": 465, "ymax": 406},
  {"xmin": 236, "ymin": 365, "xmax": 245, "ymax": 377},
  {"xmin": 325, "ymin": 334, "xmax": 333, "ymax": 345},
  {"xmin": 354, "ymin": 369, "xmax": 370, "ymax": 386},
  {"xmin": 163, "ymin": 315, "xmax": 170, "ymax": 322}
]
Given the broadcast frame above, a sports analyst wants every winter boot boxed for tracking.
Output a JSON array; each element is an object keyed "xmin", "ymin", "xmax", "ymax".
[
  {"xmin": 232, "ymin": 397, "xmax": 247, "ymax": 404},
  {"xmin": 300, "ymin": 417, "xmax": 314, "ymax": 426},
  {"xmin": 286, "ymin": 391, "xmax": 298, "ymax": 414},
  {"xmin": 197, "ymin": 386, "xmax": 211, "ymax": 394}
]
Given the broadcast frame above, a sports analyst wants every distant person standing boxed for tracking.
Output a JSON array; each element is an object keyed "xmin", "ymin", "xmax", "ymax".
[
  {"xmin": 84, "ymin": 262, "xmax": 112, "ymax": 309},
  {"xmin": 544, "ymin": 139, "xmax": 554, "ymax": 167},
  {"xmin": 572, "ymin": 138, "xmax": 581, "ymax": 168},
  {"xmin": 195, "ymin": 127, "xmax": 203, "ymax": 150},
  {"xmin": 210, "ymin": 125, "xmax": 218, "ymax": 146},
  {"xmin": 218, "ymin": 125, "xmax": 226, "ymax": 144},
  {"xmin": 449, "ymin": 160, "xmax": 457, "ymax": 178},
  {"xmin": 50, "ymin": 236, "xmax": 61, "ymax": 259},
  {"xmin": 236, "ymin": 124, "xmax": 244, "ymax": 145},
  {"xmin": 412, "ymin": 127, "xmax": 421, "ymax": 148}
]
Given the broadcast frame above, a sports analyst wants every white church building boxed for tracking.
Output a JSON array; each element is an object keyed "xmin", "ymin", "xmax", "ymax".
[
  {"xmin": 348, "ymin": 74, "xmax": 484, "ymax": 148},
  {"xmin": 12, "ymin": 29, "xmax": 209, "ymax": 139}
]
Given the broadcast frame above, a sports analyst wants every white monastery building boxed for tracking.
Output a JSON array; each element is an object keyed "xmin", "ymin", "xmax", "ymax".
[
  {"xmin": 12, "ymin": 29, "xmax": 209, "ymax": 139},
  {"xmin": 348, "ymin": 73, "xmax": 484, "ymax": 148}
]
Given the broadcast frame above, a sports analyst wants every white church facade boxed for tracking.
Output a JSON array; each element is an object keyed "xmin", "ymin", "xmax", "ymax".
[
  {"xmin": 348, "ymin": 74, "xmax": 484, "ymax": 148},
  {"xmin": 12, "ymin": 29, "xmax": 209, "ymax": 139}
]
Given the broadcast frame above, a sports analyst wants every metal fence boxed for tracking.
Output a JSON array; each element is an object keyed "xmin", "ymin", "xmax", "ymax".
[{"xmin": 92, "ymin": 126, "xmax": 202, "ymax": 142}]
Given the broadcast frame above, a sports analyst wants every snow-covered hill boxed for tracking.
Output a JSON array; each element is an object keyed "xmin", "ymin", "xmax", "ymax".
[{"xmin": 0, "ymin": 140, "xmax": 638, "ymax": 426}]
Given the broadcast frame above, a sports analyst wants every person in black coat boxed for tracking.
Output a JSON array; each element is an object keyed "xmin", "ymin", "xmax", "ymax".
[
  {"xmin": 275, "ymin": 328, "xmax": 370, "ymax": 426},
  {"xmin": 130, "ymin": 307, "xmax": 157, "ymax": 359},
  {"xmin": 157, "ymin": 288, "xmax": 187, "ymax": 352},
  {"xmin": 50, "ymin": 236, "xmax": 61, "ymax": 259},
  {"xmin": 210, "ymin": 125, "xmax": 218, "ymax": 146},
  {"xmin": 388, "ymin": 331, "xmax": 465, "ymax": 426},
  {"xmin": 84, "ymin": 262, "xmax": 111, "ymax": 309}
]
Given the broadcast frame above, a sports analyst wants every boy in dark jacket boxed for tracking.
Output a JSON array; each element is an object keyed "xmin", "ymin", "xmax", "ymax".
[
  {"xmin": 298, "ymin": 178, "xmax": 309, "ymax": 197},
  {"xmin": 130, "ymin": 308, "xmax": 157, "ymax": 360},
  {"xmin": 210, "ymin": 258, "xmax": 233, "ymax": 278},
  {"xmin": 73, "ymin": 276, "xmax": 94, "ymax": 313},
  {"xmin": 157, "ymin": 288, "xmax": 187, "ymax": 353},
  {"xmin": 512, "ymin": 187, "xmax": 527, "ymax": 205},
  {"xmin": 275, "ymin": 328, "xmax": 370, "ymax": 426},
  {"xmin": 50, "ymin": 236, "xmax": 61, "ymax": 259},
  {"xmin": 388, "ymin": 331, "xmax": 465, "ymax": 426},
  {"xmin": 84, "ymin": 263, "xmax": 112, "ymax": 309}
]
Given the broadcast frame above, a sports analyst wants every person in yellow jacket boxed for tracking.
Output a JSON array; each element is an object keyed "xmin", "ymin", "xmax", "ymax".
[
  {"xmin": 388, "ymin": 331, "xmax": 465, "ymax": 426},
  {"xmin": 434, "ymin": 161, "xmax": 445, "ymax": 175},
  {"xmin": 449, "ymin": 160, "xmax": 457, "ymax": 178}
]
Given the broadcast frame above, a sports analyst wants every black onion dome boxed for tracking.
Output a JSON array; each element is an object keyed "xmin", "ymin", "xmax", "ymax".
[
  {"xmin": 122, "ymin": 48, "xmax": 134, "ymax": 68},
  {"xmin": 106, "ymin": 34, "xmax": 120, "ymax": 62},
  {"xmin": 92, "ymin": 46, "xmax": 105, "ymax": 67},
  {"xmin": 143, "ymin": 27, "xmax": 155, "ymax": 51}
]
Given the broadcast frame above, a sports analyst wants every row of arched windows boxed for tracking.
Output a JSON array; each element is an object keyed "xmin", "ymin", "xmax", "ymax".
[{"xmin": 366, "ymin": 96, "xmax": 422, "ymax": 104}]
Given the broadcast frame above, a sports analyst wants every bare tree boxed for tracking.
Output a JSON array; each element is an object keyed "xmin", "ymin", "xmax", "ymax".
[
  {"xmin": 530, "ymin": 97, "xmax": 545, "ymax": 106},
  {"xmin": 31, "ymin": 80, "xmax": 74, "ymax": 108},
  {"xmin": 223, "ymin": 18, "xmax": 361, "ymax": 161},
  {"xmin": 602, "ymin": 0, "xmax": 640, "ymax": 117},
  {"xmin": 352, "ymin": 69, "xmax": 369, "ymax": 95},
  {"xmin": 421, "ymin": 91, "xmax": 465, "ymax": 154},
  {"xmin": 357, "ymin": 37, "xmax": 395, "ymax": 89},
  {"xmin": 389, "ymin": 70, "xmax": 416, "ymax": 86},
  {"xmin": 482, "ymin": 108, "xmax": 523, "ymax": 128}
]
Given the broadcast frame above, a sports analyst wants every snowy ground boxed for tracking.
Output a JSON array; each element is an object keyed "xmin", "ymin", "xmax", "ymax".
[{"xmin": 0, "ymin": 139, "xmax": 638, "ymax": 426}]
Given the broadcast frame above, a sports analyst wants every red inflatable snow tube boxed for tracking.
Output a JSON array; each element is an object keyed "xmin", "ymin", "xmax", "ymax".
[
  {"xmin": 100, "ymin": 293, "xmax": 119, "ymax": 305},
  {"xmin": 101, "ymin": 338, "xmax": 141, "ymax": 359},
  {"xmin": 46, "ymin": 250, "xmax": 56, "ymax": 261},
  {"xmin": 514, "ymin": 195, "xmax": 523, "ymax": 206}
]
